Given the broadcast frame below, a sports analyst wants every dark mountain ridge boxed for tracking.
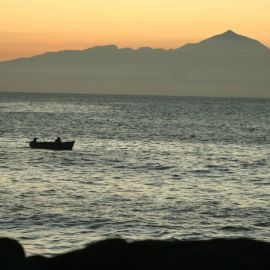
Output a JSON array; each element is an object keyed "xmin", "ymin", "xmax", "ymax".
[{"xmin": 0, "ymin": 30, "xmax": 269, "ymax": 97}]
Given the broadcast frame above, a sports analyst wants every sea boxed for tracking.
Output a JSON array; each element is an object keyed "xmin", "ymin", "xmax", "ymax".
[{"xmin": 0, "ymin": 92, "xmax": 269, "ymax": 256}]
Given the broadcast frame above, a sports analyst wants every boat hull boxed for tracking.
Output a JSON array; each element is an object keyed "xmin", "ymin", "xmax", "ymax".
[{"xmin": 29, "ymin": 141, "xmax": 75, "ymax": 150}]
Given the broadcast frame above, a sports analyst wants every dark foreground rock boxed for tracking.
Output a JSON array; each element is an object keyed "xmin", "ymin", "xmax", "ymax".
[{"xmin": 1, "ymin": 237, "xmax": 270, "ymax": 269}]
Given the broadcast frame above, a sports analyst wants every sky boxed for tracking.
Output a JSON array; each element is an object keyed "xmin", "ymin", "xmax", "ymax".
[{"xmin": 1, "ymin": 0, "xmax": 270, "ymax": 61}]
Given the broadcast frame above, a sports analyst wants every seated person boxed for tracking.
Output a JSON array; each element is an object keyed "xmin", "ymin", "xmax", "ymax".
[
  {"xmin": 32, "ymin": 137, "xmax": 37, "ymax": 143},
  {"xmin": 55, "ymin": 137, "xmax": 62, "ymax": 143}
]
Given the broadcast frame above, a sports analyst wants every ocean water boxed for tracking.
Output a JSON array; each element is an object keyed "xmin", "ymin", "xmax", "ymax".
[{"xmin": 0, "ymin": 92, "xmax": 270, "ymax": 256}]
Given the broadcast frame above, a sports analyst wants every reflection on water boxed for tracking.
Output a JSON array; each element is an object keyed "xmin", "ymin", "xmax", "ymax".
[{"xmin": 0, "ymin": 92, "xmax": 270, "ymax": 256}]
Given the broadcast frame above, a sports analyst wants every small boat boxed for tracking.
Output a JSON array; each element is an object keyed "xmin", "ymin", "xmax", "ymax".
[{"xmin": 29, "ymin": 140, "xmax": 75, "ymax": 150}]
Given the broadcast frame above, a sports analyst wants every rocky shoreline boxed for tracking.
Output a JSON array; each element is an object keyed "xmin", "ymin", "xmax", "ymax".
[{"xmin": 1, "ymin": 237, "xmax": 269, "ymax": 269}]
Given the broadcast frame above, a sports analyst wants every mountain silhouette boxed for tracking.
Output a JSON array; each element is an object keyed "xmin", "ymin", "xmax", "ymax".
[
  {"xmin": 197, "ymin": 30, "xmax": 268, "ymax": 50},
  {"xmin": 0, "ymin": 30, "xmax": 269, "ymax": 97}
]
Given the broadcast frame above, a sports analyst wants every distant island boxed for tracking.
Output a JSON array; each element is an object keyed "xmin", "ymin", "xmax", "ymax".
[{"xmin": 0, "ymin": 30, "xmax": 269, "ymax": 98}]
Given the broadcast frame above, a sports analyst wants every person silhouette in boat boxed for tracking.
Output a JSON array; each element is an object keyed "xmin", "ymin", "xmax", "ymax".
[
  {"xmin": 32, "ymin": 137, "xmax": 37, "ymax": 143},
  {"xmin": 55, "ymin": 137, "xmax": 62, "ymax": 144}
]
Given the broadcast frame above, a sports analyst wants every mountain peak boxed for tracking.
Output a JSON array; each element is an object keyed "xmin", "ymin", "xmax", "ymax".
[
  {"xmin": 195, "ymin": 30, "xmax": 269, "ymax": 52},
  {"xmin": 223, "ymin": 29, "xmax": 238, "ymax": 36},
  {"xmin": 218, "ymin": 30, "xmax": 247, "ymax": 40},
  {"xmin": 204, "ymin": 30, "xmax": 247, "ymax": 42}
]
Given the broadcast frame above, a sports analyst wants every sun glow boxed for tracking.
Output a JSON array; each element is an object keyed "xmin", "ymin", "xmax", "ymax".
[{"xmin": 0, "ymin": 0, "xmax": 270, "ymax": 61}]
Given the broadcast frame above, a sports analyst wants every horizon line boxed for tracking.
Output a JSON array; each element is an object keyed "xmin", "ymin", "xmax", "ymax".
[{"xmin": 1, "ymin": 90, "xmax": 270, "ymax": 100}]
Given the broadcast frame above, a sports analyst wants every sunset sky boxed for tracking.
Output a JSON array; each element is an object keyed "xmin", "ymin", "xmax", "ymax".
[{"xmin": 1, "ymin": 0, "xmax": 270, "ymax": 61}]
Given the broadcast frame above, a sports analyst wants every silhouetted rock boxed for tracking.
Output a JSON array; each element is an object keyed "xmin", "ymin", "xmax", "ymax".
[
  {"xmin": 0, "ymin": 237, "xmax": 269, "ymax": 269},
  {"xmin": 26, "ymin": 255, "xmax": 49, "ymax": 270},
  {"xmin": 0, "ymin": 237, "xmax": 25, "ymax": 269}
]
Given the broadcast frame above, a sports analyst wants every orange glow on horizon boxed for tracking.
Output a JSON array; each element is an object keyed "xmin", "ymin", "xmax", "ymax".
[{"xmin": 0, "ymin": 0, "xmax": 269, "ymax": 61}]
